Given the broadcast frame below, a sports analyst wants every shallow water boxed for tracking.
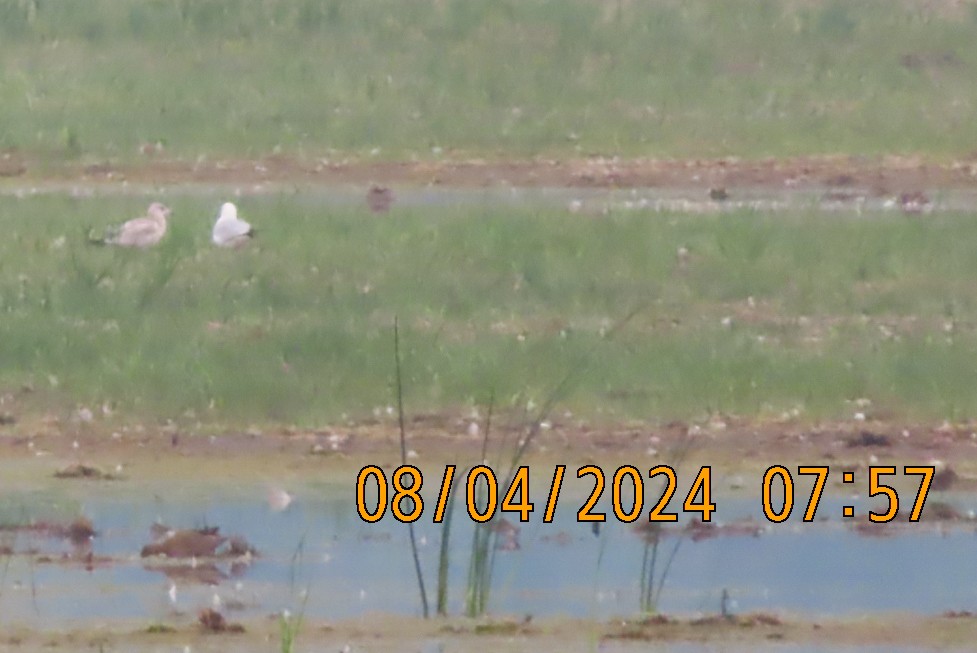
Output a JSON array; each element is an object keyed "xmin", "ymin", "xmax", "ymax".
[{"xmin": 1, "ymin": 481, "xmax": 975, "ymax": 629}]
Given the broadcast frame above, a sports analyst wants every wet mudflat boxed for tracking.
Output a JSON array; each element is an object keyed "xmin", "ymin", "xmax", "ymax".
[
  {"xmin": 2, "ymin": 473, "xmax": 977, "ymax": 641},
  {"xmin": 3, "ymin": 409, "xmax": 977, "ymax": 649},
  {"xmin": 5, "ymin": 177, "xmax": 977, "ymax": 217}
]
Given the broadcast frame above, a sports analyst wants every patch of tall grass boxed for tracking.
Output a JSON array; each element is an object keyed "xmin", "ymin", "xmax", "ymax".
[
  {"xmin": 0, "ymin": 0, "xmax": 976, "ymax": 160},
  {"xmin": 0, "ymin": 195, "xmax": 975, "ymax": 427}
]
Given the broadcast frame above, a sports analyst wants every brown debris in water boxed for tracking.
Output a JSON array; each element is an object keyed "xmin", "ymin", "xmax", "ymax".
[
  {"xmin": 846, "ymin": 431, "xmax": 891, "ymax": 448},
  {"xmin": 0, "ymin": 517, "xmax": 98, "ymax": 542},
  {"xmin": 141, "ymin": 525, "xmax": 257, "ymax": 559},
  {"xmin": 633, "ymin": 520, "xmax": 666, "ymax": 542},
  {"xmin": 0, "ymin": 515, "xmax": 102, "ymax": 567},
  {"xmin": 690, "ymin": 613, "xmax": 782, "ymax": 627},
  {"xmin": 606, "ymin": 613, "xmax": 785, "ymax": 641},
  {"xmin": 53, "ymin": 463, "xmax": 120, "ymax": 480},
  {"xmin": 489, "ymin": 517, "xmax": 521, "ymax": 551},
  {"xmin": 634, "ymin": 518, "xmax": 763, "ymax": 544},
  {"xmin": 684, "ymin": 518, "xmax": 764, "ymax": 542},
  {"xmin": 540, "ymin": 530, "xmax": 574, "ymax": 546},
  {"xmin": 141, "ymin": 528, "xmax": 227, "ymax": 558},
  {"xmin": 740, "ymin": 613, "xmax": 784, "ymax": 627},
  {"xmin": 851, "ymin": 498, "xmax": 972, "ymax": 537},
  {"xmin": 944, "ymin": 610, "xmax": 977, "ymax": 619},
  {"xmin": 198, "ymin": 608, "xmax": 245, "ymax": 633},
  {"xmin": 34, "ymin": 550, "xmax": 112, "ymax": 571},
  {"xmin": 922, "ymin": 501, "xmax": 969, "ymax": 522},
  {"xmin": 932, "ymin": 467, "xmax": 958, "ymax": 492},
  {"xmin": 67, "ymin": 516, "xmax": 96, "ymax": 544}
]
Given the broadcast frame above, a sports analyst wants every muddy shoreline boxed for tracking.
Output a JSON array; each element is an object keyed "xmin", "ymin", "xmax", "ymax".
[
  {"xmin": 4, "ymin": 153, "xmax": 977, "ymax": 191},
  {"xmin": 3, "ymin": 612, "xmax": 977, "ymax": 652},
  {"xmin": 2, "ymin": 417, "xmax": 976, "ymax": 650},
  {"xmin": 4, "ymin": 413, "xmax": 977, "ymax": 487}
]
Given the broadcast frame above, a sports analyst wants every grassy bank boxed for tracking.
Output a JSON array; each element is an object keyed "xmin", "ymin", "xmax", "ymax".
[
  {"xmin": 0, "ymin": 0, "xmax": 976, "ymax": 162},
  {"xmin": 0, "ymin": 194, "xmax": 975, "ymax": 427}
]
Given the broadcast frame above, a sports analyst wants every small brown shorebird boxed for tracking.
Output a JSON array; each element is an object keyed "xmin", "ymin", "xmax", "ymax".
[
  {"xmin": 366, "ymin": 185, "xmax": 394, "ymax": 213},
  {"xmin": 898, "ymin": 191, "xmax": 931, "ymax": 214}
]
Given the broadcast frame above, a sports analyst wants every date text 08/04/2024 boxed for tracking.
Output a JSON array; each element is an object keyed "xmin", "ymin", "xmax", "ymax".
[{"xmin": 355, "ymin": 464, "xmax": 937, "ymax": 525}]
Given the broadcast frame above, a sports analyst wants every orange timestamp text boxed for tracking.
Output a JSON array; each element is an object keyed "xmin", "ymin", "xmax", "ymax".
[{"xmin": 354, "ymin": 464, "xmax": 937, "ymax": 525}]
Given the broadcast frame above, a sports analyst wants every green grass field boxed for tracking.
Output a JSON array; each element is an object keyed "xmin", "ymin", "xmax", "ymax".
[
  {"xmin": 0, "ymin": 194, "xmax": 975, "ymax": 428},
  {"xmin": 0, "ymin": 1, "xmax": 974, "ymax": 430},
  {"xmin": 1, "ymin": 0, "xmax": 976, "ymax": 162}
]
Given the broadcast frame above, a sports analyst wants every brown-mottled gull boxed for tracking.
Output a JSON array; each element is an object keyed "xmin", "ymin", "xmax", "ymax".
[{"xmin": 91, "ymin": 202, "xmax": 171, "ymax": 248}]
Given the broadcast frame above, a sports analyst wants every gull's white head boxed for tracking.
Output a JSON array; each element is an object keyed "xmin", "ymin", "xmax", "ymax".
[
  {"xmin": 148, "ymin": 202, "xmax": 172, "ymax": 221},
  {"xmin": 219, "ymin": 202, "xmax": 238, "ymax": 222}
]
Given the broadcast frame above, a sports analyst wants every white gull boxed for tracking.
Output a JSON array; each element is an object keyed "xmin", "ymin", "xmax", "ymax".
[{"xmin": 212, "ymin": 202, "xmax": 255, "ymax": 248}]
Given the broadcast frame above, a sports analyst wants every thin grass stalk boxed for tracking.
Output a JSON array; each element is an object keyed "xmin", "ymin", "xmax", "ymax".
[
  {"xmin": 394, "ymin": 317, "xmax": 429, "ymax": 618},
  {"xmin": 279, "ymin": 593, "xmax": 309, "ymax": 653},
  {"xmin": 436, "ymin": 451, "xmax": 473, "ymax": 616},
  {"xmin": 435, "ymin": 476, "xmax": 455, "ymax": 615},
  {"xmin": 651, "ymin": 434, "xmax": 693, "ymax": 609},
  {"xmin": 479, "ymin": 391, "xmax": 495, "ymax": 463},
  {"xmin": 590, "ymin": 512, "xmax": 610, "ymax": 616},
  {"xmin": 468, "ymin": 304, "xmax": 650, "ymax": 618},
  {"xmin": 0, "ymin": 529, "xmax": 15, "ymax": 608},
  {"xmin": 465, "ymin": 519, "xmax": 492, "ymax": 616},
  {"xmin": 643, "ymin": 531, "xmax": 660, "ymax": 612},
  {"xmin": 653, "ymin": 537, "xmax": 684, "ymax": 608},
  {"xmin": 456, "ymin": 390, "xmax": 495, "ymax": 615},
  {"xmin": 465, "ymin": 479, "xmax": 495, "ymax": 616},
  {"xmin": 462, "ymin": 391, "xmax": 498, "ymax": 616},
  {"xmin": 507, "ymin": 303, "xmax": 647, "ymax": 472},
  {"xmin": 639, "ymin": 432, "xmax": 695, "ymax": 613},
  {"xmin": 638, "ymin": 535, "xmax": 651, "ymax": 612},
  {"xmin": 479, "ymin": 522, "xmax": 496, "ymax": 614},
  {"xmin": 475, "ymin": 393, "xmax": 498, "ymax": 615},
  {"xmin": 286, "ymin": 535, "xmax": 305, "ymax": 594},
  {"xmin": 28, "ymin": 531, "xmax": 37, "ymax": 614},
  {"xmin": 280, "ymin": 539, "xmax": 310, "ymax": 653}
]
